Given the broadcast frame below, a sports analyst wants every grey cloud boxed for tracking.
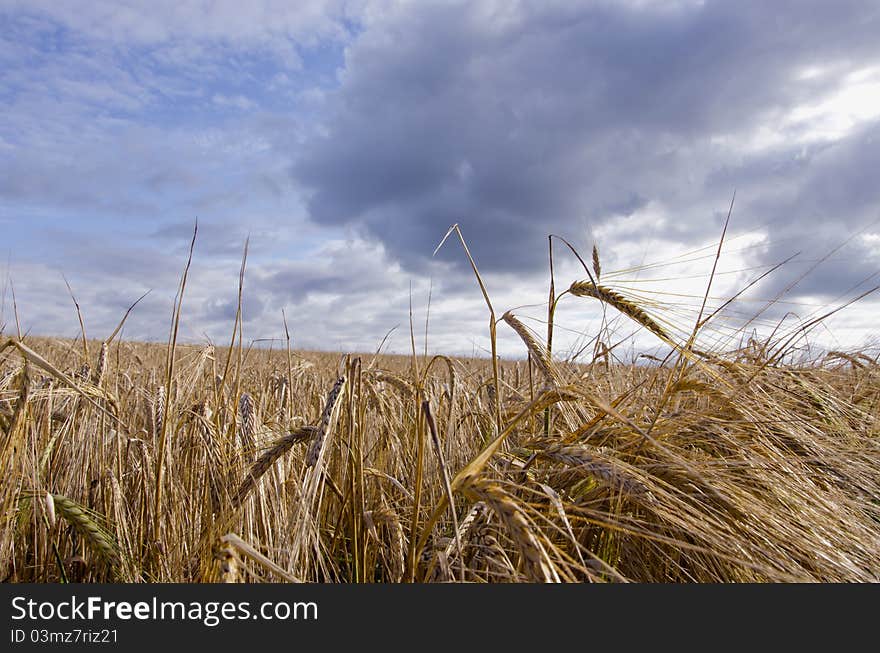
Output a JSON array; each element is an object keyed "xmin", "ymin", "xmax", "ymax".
[
  {"xmin": 709, "ymin": 121, "xmax": 880, "ymax": 229},
  {"xmin": 293, "ymin": 0, "xmax": 880, "ymax": 281},
  {"xmin": 255, "ymin": 246, "xmax": 408, "ymax": 302},
  {"xmin": 793, "ymin": 125, "xmax": 880, "ymax": 223},
  {"xmin": 3, "ymin": 261, "xmax": 163, "ymax": 343},
  {"xmin": 714, "ymin": 120, "xmax": 880, "ymax": 303},
  {"xmin": 241, "ymin": 240, "xmax": 457, "ymax": 351},
  {"xmin": 201, "ymin": 293, "xmax": 266, "ymax": 323},
  {"xmin": 152, "ymin": 221, "xmax": 250, "ymax": 258}
]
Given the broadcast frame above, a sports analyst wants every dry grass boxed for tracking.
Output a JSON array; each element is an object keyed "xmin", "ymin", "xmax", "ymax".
[{"xmin": 2, "ymin": 234, "xmax": 879, "ymax": 583}]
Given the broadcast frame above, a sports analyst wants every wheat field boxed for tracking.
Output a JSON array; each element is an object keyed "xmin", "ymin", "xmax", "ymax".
[{"xmin": 2, "ymin": 234, "xmax": 879, "ymax": 583}]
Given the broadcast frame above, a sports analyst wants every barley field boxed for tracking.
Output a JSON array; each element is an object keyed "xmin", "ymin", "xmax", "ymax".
[{"xmin": 2, "ymin": 238, "xmax": 879, "ymax": 583}]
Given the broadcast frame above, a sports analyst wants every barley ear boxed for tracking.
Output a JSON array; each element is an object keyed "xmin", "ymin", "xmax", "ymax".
[
  {"xmin": 305, "ymin": 376, "xmax": 346, "ymax": 467},
  {"xmin": 569, "ymin": 281, "xmax": 671, "ymax": 343},
  {"xmin": 460, "ymin": 476, "xmax": 558, "ymax": 583},
  {"xmin": 502, "ymin": 311, "xmax": 557, "ymax": 385},
  {"xmin": 238, "ymin": 392, "xmax": 256, "ymax": 463},
  {"xmin": 93, "ymin": 342, "xmax": 109, "ymax": 387},
  {"xmin": 50, "ymin": 494, "xmax": 120, "ymax": 571},
  {"xmin": 233, "ymin": 426, "xmax": 317, "ymax": 508},
  {"xmin": 153, "ymin": 385, "xmax": 166, "ymax": 440}
]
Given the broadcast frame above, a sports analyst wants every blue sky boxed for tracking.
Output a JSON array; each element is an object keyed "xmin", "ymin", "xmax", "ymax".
[{"xmin": 3, "ymin": 0, "xmax": 880, "ymax": 358}]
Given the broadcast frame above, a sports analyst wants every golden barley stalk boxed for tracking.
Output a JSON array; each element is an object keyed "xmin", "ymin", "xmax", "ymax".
[
  {"xmin": 460, "ymin": 476, "xmax": 558, "ymax": 583},
  {"xmin": 219, "ymin": 533, "xmax": 301, "ymax": 583},
  {"xmin": 238, "ymin": 392, "xmax": 256, "ymax": 463},
  {"xmin": 305, "ymin": 376, "xmax": 346, "ymax": 467},
  {"xmin": 592, "ymin": 243, "xmax": 601, "ymax": 280},
  {"xmin": 569, "ymin": 280, "xmax": 671, "ymax": 343},
  {"xmin": 193, "ymin": 344, "xmax": 214, "ymax": 381},
  {"xmin": 153, "ymin": 385, "xmax": 165, "ymax": 440},
  {"xmin": 194, "ymin": 401, "xmax": 223, "ymax": 513},
  {"xmin": 6, "ymin": 363, "xmax": 30, "ymax": 440},
  {"xmin": 93, "ymin": 341, "xmax": 108, "ymax": 387},
  {"xmin": 825, "ymin": 350, "xmax": 866, "ymax": 369},
  {"xmin": 501, "ymin": 311, "xmax": 557, "ymax": 384},
  {"xmin": 233, "ymin": 426, "xmax": 318, "ymax": 508},
  {"xmin": 533, "ymin": 440, "xmax": 656, "ymax": 503},
  {"xmin": 50, "ymin": 494, "xmax": 120, "ymax": 569},
  {"xmin": 374, "ymin": 371, "xmax": 412, "ymax": 395},
  {"xmin": 444, "ymin": 501, "xmax": 489, "ymax": 560}
]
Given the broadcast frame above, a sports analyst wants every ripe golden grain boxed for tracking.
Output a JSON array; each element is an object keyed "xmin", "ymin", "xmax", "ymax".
[{"xmin": 569, "ymin": 280, "xmax": 671, "ymax": 343}]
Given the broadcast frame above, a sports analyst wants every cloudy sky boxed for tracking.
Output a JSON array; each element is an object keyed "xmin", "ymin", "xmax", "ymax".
[{"xmin": 2, "ymin": 0, "xmax": 880, "ymax": 359}]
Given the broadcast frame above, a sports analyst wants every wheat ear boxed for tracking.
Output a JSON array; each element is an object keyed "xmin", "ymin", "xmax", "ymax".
[{"xmin": 364, "ymin": 506, "xmax": 406, "ymax": 582}]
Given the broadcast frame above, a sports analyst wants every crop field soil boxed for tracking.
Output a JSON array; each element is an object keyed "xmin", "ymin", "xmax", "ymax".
[{"xmin": 2, "ymin": 235, "xmax": 879, "ymax": 583}]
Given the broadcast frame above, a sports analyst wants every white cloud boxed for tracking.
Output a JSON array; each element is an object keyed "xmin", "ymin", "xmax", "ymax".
[
  {"xmin": 787, "ymin": 66, "xmax": 880, "ymax": 142},
  {"xmin": 212, "ymin": 93, "xmax": 258, "ymax": 111}
]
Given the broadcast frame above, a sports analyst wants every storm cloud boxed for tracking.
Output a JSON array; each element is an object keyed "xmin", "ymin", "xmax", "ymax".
[{"xmin": 294, "ymin": 0, "xmax": 880, "ymax": 279}]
